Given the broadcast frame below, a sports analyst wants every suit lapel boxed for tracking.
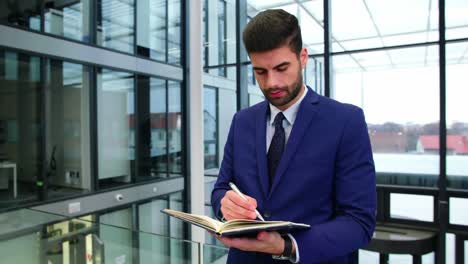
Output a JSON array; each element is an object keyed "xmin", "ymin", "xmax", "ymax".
[
  {"xmin": 256, "ymin": 102, "xmax": 270, "ymax": 198},
  {"xmin": 269, "ymin": 87, "xmax": 320, "ymax": 197}
]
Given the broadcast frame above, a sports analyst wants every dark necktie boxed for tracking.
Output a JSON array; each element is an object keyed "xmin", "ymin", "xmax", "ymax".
[{"xmin": 267, "ymin": 112, "xmax": 285, "ymax": 187}]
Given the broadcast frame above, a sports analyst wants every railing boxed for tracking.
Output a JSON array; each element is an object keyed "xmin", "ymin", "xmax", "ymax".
[{"xmin": 0, "ymin": 208, "xmax": 230, "ymax": 264}]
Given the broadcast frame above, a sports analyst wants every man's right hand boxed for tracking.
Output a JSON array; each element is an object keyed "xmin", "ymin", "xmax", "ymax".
[{"xmin": 220, "ymin": 190, "xmax": 258, "ymax": 220}]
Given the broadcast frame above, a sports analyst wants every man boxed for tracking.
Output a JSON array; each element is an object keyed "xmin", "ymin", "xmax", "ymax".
[{"xmin": 211, "ymin": 9, "xmax": 376, "ymax": 263}]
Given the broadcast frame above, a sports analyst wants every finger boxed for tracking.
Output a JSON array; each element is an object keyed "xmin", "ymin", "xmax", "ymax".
[
  {"xmin": 223, "ymin": 206, "xmax": 256, "ymax": 221},
  {"xmin": 222, "ymin": 193, "xmax": 257, "ymax": 219},
  {"xmin": 226, "ymin": 191, "xmax": 256, "ymax": 211},
  {"xmin": 222, "ymin": 206, "xmax": 256, "ymax": 220},
  {"xmin": 245, "ymin": 196, "xmax": 257, "ymax": 209}
]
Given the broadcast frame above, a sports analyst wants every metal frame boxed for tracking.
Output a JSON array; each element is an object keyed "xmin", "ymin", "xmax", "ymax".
[{"xmin": 0, "ymin": 0, "xmax": 187, "ymax": 214}]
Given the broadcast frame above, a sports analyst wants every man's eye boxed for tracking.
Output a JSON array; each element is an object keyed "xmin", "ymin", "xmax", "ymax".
[
  {"xmin": 277, "ymin": 67, "xmax": 287, "ymax": 72},
  {"xmin": 255, "ymin": 70, "xmax": 265, "ymax": 75}
]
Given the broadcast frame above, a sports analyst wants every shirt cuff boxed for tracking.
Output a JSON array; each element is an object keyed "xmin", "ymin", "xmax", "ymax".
[{"xmin": 288, "ymin": 233, "xmax": 300, "ymax": 263}]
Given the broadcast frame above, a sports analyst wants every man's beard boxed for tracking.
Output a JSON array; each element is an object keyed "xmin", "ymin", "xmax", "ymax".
[{"xmin": 263, "ymin": 70, "xmax": 303, "ymax": 108}]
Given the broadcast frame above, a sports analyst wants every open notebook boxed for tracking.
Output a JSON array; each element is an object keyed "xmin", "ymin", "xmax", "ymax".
[{"xmin": 161, "ymin": 209, "xmax": 310, "ymax": 237}]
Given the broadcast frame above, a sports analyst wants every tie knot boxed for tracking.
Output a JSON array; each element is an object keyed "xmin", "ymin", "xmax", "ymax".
[{"xmin": 273, "ymin": 112, "xmax": 285, "ymax": 128}]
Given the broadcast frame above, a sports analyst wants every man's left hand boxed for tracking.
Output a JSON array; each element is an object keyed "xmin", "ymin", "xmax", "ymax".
[{"xmin": 215, "ymin": 231, "xmax": 285, "ymax": 255}]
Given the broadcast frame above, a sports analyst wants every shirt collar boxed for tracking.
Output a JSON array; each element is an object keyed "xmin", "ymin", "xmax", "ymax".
[{"xmin": 269, "ymin": 85, "xmax": 308, "ymax": 126}]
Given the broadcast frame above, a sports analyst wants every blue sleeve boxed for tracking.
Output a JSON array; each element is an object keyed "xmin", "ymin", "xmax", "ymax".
[{"xmin": 293, "ymin": 108, "xmax": 376, "ymax": 262}]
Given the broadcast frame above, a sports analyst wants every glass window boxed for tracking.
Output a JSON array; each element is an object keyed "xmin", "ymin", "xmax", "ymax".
[
  {"xmin": 217, "ymin": 0, "xmax": 227, "ymax": 77},
  {"xmin": 332, "ymin": 0, "xmax": 438, "ymax": 51},
  {"xmin": 136, "ymin": 0, "xmax": 166, "ymax": 61},
  {"xmin": 449, "ymin": 197, "xmax": 468, "ymax": 225},
  {"xmin": 204, "ymin": 87, "xmax": 218, "ymax": 170},
  {"xmin": 97, "ymin": 69, "xmax": 134, "ymax": 189},
  {"xmin": 44, "ymin": 0, "xmax": 91, "ymax": 42},
  {"xmin": 0, "ymin": 0, "xmax": 42, "ymax": 31},
  {"xmin": 139, "ymin": 192, "xmax": 186, "ymax": 262},
  {"xmin": 204, "ymin": 0, "xmax": 236, "ymax": 79},
  {"xmin": 446, "ymin": 42, "xmax": 468, "ymax": 190},
  {"xmin": 333, "ymin": 46, "xmax": 440, "ymax": 187},
  {"xmin": 45, "ymin": 60, "xmax": 91, "ymax": 198},
  {"xmin": 97, "ymin": 0, "xmax": 135, "ymax": 54},
  {"xmin": 390, "ymin": 193, "xmax": 434, "ymax": 222},
  {"xmin": 446, "ymin": 0, "xmax": 468, "ymax": 40},
  {"xmin": 136, "ymin": 0, "xmax": 181, "ymax": 64},
  {"xmin": 149, "ymin": 78, "xmax": 168, "ymax": 178},
  {"xmin": 168, "ymin": 81, "xmax": 182, "ymax": 176},
  {"xmin": 99, "ymin": 208, "xmax": 133, "ymax": 263},
  {"xmin": 0, "ymin": 50, "xmax": 42, "ymax": 210},
  {"xmin": 168, "ymin": 0, "xmax": 182, "ymax": 64}
]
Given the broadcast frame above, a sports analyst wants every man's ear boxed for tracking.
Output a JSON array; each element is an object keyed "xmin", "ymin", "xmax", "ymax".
[{"xmin": 300, "ymin": 48, "xmax": 308, "ymax": 69}]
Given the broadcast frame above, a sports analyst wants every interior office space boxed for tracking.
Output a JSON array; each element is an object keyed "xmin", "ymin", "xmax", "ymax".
[{"xmin": 0, "ymin": 0, "xmax": 467, "ymax": 263}]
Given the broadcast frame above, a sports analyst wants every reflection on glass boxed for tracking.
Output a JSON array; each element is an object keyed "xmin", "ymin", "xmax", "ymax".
[
  {"xmin": 168, "ymin": 81, "xmax": 182, "ymax": 175},
  {"xmin": 46, "ymin": 61, "xmax": 91, "ymax": 198},
  {"xmin": 136, "ymin": 0, "xmax": 181, "ymax": 64},
  {"xmin": 97, "ymin": 0, "xmax": 135, "ymax": 54},
  {"xmin": 204, "ymin": 87, "xmax": 218, "ymax": 169},
  {"xmin": 0, "ymin": 209, "xmax": 195, "ymax": 264},
  {"xmin": 0, "ymin": 50, "xmax": 41, "ymax": 209},
  {"xmin": 333, "ymin": 46, "xmax": 439, "ymax": 187},
  {"xmin": 44, "ymin": 0, "xmax": 91, "ymax": 42},
  {"xmin": 217, "ymin": 0, "xmax": 227, "ymax": 77},
  {"xmin": 168, "ymin": 0, "xmax": 182, "ymax": 64},
  {"xmin": 0, "ymin": 0, "xmax": 42, "ymax": 30},
  {"xmin": 97, "ymin": 69, "xmax": 134, "ymax": 189},
  {"xmin": 139, "ymin": 192, "xmax": 185, "ymax": 263},
  {"xmin": 204, "ymin": 0, "xmax": 236, "ymax": 78},
  {"xmin": 446, "ymin": 42, "xmax": 468, "ymax": 189},
  {"xmin": 137, "ymin": 0, "xmax": 166, "ymax": 61},
  {"xmin": 204, "ymin": 243, "xmax": 229, "ymax": 264},
  {"xmin": 150, "ymin": 78, "xmax": 168, "ymax": 177}
]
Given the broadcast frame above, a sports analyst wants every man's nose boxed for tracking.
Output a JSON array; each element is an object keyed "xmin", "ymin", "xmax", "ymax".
[{"xmin": 265, "ymin": 72, "xmax": 281, "ymax": 88}]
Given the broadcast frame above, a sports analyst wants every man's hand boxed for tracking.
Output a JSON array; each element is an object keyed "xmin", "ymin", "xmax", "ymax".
[
  {"xmin": 216, "ymin": 231, "xmax": 286, "ymax": 255},
  {"xmin": 220, "ymin": 190, "xmax": 258, "ymax": 220}
]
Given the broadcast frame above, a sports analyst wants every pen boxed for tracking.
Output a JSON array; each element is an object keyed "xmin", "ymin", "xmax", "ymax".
[{"xmin": 228, "ymin": 182, "xmax": 265, "ymax": 221}]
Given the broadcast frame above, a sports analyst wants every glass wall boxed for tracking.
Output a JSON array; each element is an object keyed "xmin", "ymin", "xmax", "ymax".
[
  {"xmin": 0, "ymin": 49, "xmax": 42, "ymax": 208},
  {"xmin": 44, "ymin": 0, "xmax": 91, "ymax": 42},
  {"xmin": 136, "ymin": 0, "xmax": 181, "ymax": 64},
  {"xmin": 203, "ymin": 0, "xmax": 236, "ymax": 79},
  {"xmin": 446, "ymin": 0, "xmax": 468, "ymax": 191},
  {"xmin": 331, "ymin": 0, "xmax": 438, "ymax": 52},
  {"xmin": 45, "ymin": 60, "xmax": 91, "ymax": 198},
  {"xmin": 333, "ymin": 46, "xmax": 440, "ymax": 187},
  {"xmin": 0, "ymin": 0, "xmax": 42, "ymax": 30},
  {"xmin": 0, "ymin": 49, "xmax": 92, "ymax": 208},
  {"xmin": 97, "ymin": 0, "xmax": 135, "ymax": 54},
  {"xmin": 97, "ymin": 69, "xmax": 134, "ymax": 189},
  {"xmin": 168, "ymin": 81, "xmax": 183, "ymax": 176},
  {"xmin": 203, "ymin": 87, "xmax": 218, "ymax": 170},
  {"xmin": 148, "ymin": 77, "xmax": 168, "ymax": 178}
]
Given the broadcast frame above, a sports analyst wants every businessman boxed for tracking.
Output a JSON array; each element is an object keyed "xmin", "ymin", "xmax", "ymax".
[{"xmin": 211, "ymin": 9, "xmax": 376, "ymax": 263}]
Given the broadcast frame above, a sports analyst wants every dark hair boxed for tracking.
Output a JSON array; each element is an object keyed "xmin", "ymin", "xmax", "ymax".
[{"xmin": 243, "ymin": 9, "xmax": 302, "ymax": 56}]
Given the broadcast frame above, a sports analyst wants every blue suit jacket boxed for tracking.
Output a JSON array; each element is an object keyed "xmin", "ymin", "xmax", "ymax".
[{"xmin": 211, "ymin": 87, "xmax": 376, "ymax": 263}]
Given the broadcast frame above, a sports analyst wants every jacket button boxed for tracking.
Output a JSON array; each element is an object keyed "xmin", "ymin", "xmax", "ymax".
[{"xmin": 264, "ymin": 211, "xmax": 271, "ymax": 218}]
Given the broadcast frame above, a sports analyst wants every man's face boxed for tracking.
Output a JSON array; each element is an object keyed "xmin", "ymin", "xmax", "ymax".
[{"xmin": 250, "ymin": 45, "xmax": 308, "ymax": 111}]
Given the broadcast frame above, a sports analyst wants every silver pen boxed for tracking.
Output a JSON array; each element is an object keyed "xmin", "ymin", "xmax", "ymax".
[{"xmin": 228, "ymin": 182, "xmax": 265, "ymax": 221}]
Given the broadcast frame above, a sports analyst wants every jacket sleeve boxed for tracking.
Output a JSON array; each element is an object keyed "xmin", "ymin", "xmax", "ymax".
[
  {"xmin": 211, "ymin": 113, "xmax": 237, "ymax": 220},
  {"xmin": 293, "ymin": 108, "xmax": 376, "ymax": 262}
]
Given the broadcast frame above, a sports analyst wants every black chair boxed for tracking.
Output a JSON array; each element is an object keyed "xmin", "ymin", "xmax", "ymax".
[{"xmin": 362, "ymin": 222, "xmax": 438, "ymax": 264}]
